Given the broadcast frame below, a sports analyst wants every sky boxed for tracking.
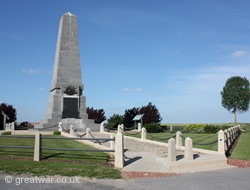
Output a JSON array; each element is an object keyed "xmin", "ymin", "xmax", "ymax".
[{"xmin": 0, "ymin": 0, "xmax": 250, "ymax": 124}]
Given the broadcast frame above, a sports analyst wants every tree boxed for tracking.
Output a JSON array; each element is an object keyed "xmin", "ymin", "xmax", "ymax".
[
  {"xmin": 0, "ymin": 103, "xmax": 17, "ymax": 130},
  {"xmin": 107, "ymin": 114, "xmax": 124, "ymax": 128},
  {"xmin": 221, "ymin": 76, "xmax": 250, "ymax": 123},
  {"xmin": 86, "ymin": 107, "xmax": 106, "ymax": 124},
  {"xmin": 124, "ymin": 107, "xmax": 139, "ymax": 128},
  {"xmin": 139, "ymin": 102, "xmax": 162, "ymax": 125}
]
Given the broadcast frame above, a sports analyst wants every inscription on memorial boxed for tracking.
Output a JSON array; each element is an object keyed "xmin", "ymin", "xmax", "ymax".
[{"xmin": 62, "ymin": 98, "xmax": 79, "ymax": 118}]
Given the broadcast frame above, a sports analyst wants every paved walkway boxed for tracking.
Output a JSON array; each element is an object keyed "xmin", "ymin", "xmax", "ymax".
[{"xmin": 91, "ymin": 132, "xmax": 235, "ymax": 173}]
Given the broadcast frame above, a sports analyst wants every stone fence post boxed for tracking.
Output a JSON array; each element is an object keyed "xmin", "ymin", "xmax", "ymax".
[
  {"xmin": 115, "ymin": 131, "xmax": 124, "ymax": 168},
  {"xmin": 185, "ymin": 137, "xmax": 193, "ymax": 160},
  {"xmin": 168, "ymin": 138, "xmax": 176, "ymax": 162},
  {"xmin": 138, "ymin": 123, "xmax": 142, "ymax": 132},
  {"xmin": 176, "ymin": 131, "xmax": 182, "ymax": 147},
  {"xmin": 86, "ymin": 128, "xmax": 91, "ymax": 139},
  {"xmin": 70, "ymin": 125, "xmax": 74, "ymax": 136},
  {"xmin": 58, "ymin": 122, "xmax": 62, "ymax": 132},
  {"xmin": 11, "ymin": 122, "xmax": 15, "ymax": 135},
  {"xmin": 110, "ymin": 133, "xmax": 115, "ymax": 149},
  {"xmin": 224, "ymin": 129, "xmax": 228, "ymax": 151},
  {"xmin": 100, "ymin": 122, "xmax": 104, "ymax": 133},
  {"xmin": 34, "ymin": 132, "xmax": 41, "ymax": 161},
  {"xmin": 5, "ymin": 123, "xmax": 10, "ymax": 131},
  {"xmin": 218, "ymin": 130, "xmax": 225, "ymax": 154},
  {"xmin": 141, "ymin": 127, "xmax": 146, "ymax": 141}
]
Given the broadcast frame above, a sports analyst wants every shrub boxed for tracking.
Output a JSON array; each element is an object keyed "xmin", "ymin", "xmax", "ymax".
[
  {"xmin": 107, "ymin": 114, "xmax": 124, "ymax": 129},
  {"xmin": 190, "ymin": 128, "xmax": 204, "ymax": 134},
  {"xmin": 20, "ymin": 121, "xmax": 34, "ymax": 128},
  {"xmin": 143, "ymin": 122, "xmax": 163, "ymax": 133},
  {"xmin": 204, "ymin": 124, "xmax": 231, "ymax": 133},
  {"xmin": 0, "ymin": 103, "xmax": 17, "ymax": 130},
  {"xmin": 1, "ymin": 131, "xmax": 11, "ymax": 135},
  {"xmin": 53, "ymin": 131, "xmax": 61, "ymax": 135},
  {"xmin": 183, "ymin": 124, "xmax": 204, "ymax": 132}
]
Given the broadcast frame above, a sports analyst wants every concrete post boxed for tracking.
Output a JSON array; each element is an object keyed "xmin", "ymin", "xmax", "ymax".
[
  {"xmin": 176, "ymin": 131, "xmax": 182, "ymax": 147},
  {"xmin": 115, "ymin": 131, "xmax": 124, "ymax": 168},
  {"xmin": 3, "ymin": 115, "xmax": 7, "ymax": 131},
  {"xmin": 5, "ymin": 123, "xmax": 8, "ymax": 131},
  {"xmin": 218, "ymin": 130, "xmax": 225, "ymax": 154},
  {"xmin": 70, "ymin": 125, "xmax": 74, "ymax": 136},
  {"xmin": 141, "ymin": 127, "xmax": 146, "ymax": 141},
  {"xmin": 86, "ymin": 128, "xmax": 91, "ymax": 139},
  {"xmin": 228, "ymin": 128, "xmax": 233, "ymax": 145},
  {"xmin": 230, "ymin": 127, "xmax": 234, "ymax": 143},
  {"xmin": 185, "ymin": 137, "xmax": 193, "ymax": 160},
  {"xmin": 117, "ymin": 125, "xmax": 121, "ymax": 133},
  {"xmin": 226, "ymin": 129, "xmax": 231, "ymax": 147},
  {"xmin": 231, "ymin": 127, "xmax": 235, "ymax": 140},
  {"xmin": 11, "ymin": 122, "xmax": 15, "ymax": 135},
  {"xmin": 138, "ymin": 123, "xmax": 142, "ymax": 132},
  {"xmin": 121, "ymin": 124, "xmax": 124, "ymax": 131},
  {"xmin": 170, "ymin": 125, "xmax": 173, "ymax": 132},
  {"xmin": 58, "ymin": 122, "xmax": 62, "ymax": 132},
  {"xmin": 224, "ymin": 129, "xmax": 229, "ymax": 150},
  {"xmin": 110, "ymin": 133, "xmax": 115, "ymax": 149},
  {"xmin": 168, "ymin": 138, "xmax": 176, "ymax": 162},
  {"xmin": 225, "ymin": 129, "xmax": 231, "ymax": 150},
  {"xmin": 100, "ymin": 122, "xmax": 104, "ymax": 133},
  {"xmin": 34, "ymin": 132, "xmax": 41, "ymax": 161}
]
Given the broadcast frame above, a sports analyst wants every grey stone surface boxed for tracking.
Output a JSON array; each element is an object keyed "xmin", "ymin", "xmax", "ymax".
[{"xmin": 35, "ymin": 12, "xmax": 98, "ymax": 131}]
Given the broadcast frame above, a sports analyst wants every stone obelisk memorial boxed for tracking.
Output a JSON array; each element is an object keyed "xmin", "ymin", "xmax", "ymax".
[{"xmin": 35, "ymin": 12, "xmax": 99, "ymax": 131}]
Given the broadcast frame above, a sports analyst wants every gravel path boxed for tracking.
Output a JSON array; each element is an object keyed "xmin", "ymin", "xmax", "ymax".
[{"xmin": 91, "ymin": 132, "xmax": 184, "ymax": 158}]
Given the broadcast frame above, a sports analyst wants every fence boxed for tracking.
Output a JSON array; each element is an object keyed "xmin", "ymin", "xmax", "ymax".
[
  {"xmin": 102, "ymin": 123, "xmax": 240, "ymax": 161},
  {"xmin": 0, "ymin": 126, "xmax": 125, "ymax": 168}
]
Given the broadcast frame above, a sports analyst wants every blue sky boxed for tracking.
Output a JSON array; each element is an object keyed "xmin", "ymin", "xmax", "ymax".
[{"xmin": 1, "ymin": 0, "xmax": 250, "ymax": 123}]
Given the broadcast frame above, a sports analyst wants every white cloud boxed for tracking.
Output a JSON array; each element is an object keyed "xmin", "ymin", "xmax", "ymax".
[
  {"xmin": 232, "ymin": 50, "xmax": 246, "ymax": 57},
  {"xmin": 37, "ymin": 88, "xmax": 44, "ymax": 91},
  {"xmin": 123, "ymin": 88, "xmax": 143, "ymax": 92},
  {"xmin": 22, "ymin": 69, "xmax": 41, "ymax": 74}
]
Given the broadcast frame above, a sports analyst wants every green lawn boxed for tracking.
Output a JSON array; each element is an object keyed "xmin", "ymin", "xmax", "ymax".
[
  {"xmin": 231, "ymin": 124, "xmax": 250, "ymax": 160},
  {"xmin": 0, "ymin": 135, "xmax": 121, "ymax": 178}
]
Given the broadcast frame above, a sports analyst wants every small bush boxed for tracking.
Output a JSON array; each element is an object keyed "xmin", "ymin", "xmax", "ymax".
[
  {"xmin": 204, "ymin": 124, "xmax": 231, "ymax": 133},
  {"xmin": 1, "ymin": 131, "xmax": 11, "ymax": 135},
  {"xmin": 20, "ymin": 121, "xmax": 34, "ymax": 128},
  {"xmin": 144, "ymin": 122, "xmax": 163, "ymax": 133},
  {"xmin": 53, "ymin": 131, "xmax": 61, "ymax": 135},
  {"xmin": 183, "ymin": 124, "xmax": 204, "ymax": 133},
  {"xmin": 190, "ymin": 128, "xmax": 204, "ymax": 134}
]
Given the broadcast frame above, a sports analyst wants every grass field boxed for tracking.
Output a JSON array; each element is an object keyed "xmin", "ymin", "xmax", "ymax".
[{"xmin": 0, "ymin": 135, "xmax": 121, "ymax": 178}]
